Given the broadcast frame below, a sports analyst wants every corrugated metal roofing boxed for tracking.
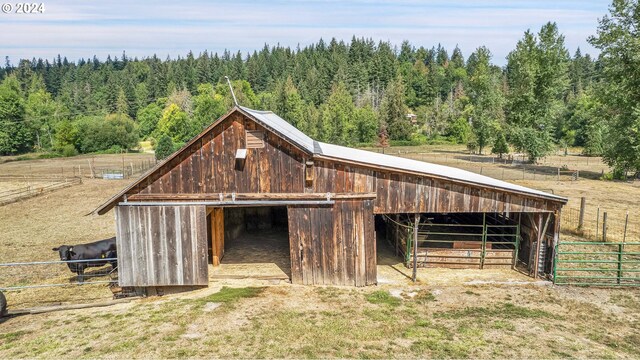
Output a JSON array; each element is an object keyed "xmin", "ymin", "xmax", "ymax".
[
  {"xmin": 316, "ymin": 142, "xmax": 566, "ymax": 201},
  {"xmin": 240, "ymin": 106, "xmax": 315, "ymax": 154},
  {"xmin": 240, "ymin": 106, "xmax": 566, "ymax": 202}
]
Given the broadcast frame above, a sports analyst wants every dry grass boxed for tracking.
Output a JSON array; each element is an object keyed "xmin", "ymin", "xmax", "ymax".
[
  {"xmin": 1, "ymin": 283, "xmax": 639, "ymax": 358},
  {"xmin": 0, "ymin": 153, "xmax": 155, "ymax": 177},
  {"xmin": 1, "ymin": 152, "xmax": 640, "ymax": 358}
]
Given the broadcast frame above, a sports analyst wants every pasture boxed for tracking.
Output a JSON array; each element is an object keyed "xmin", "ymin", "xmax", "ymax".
[{"xmin": 0, "ymin": 148, "xmax": 639, "ymax": 358}]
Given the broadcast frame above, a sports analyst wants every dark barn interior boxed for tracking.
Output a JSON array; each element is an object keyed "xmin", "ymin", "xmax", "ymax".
[{"xmin": 207, "ymin": 206, "xmax": 291, "ymax": 280}]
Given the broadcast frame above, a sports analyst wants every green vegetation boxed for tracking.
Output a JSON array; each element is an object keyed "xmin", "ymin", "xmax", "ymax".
[
  {"xmin": 154, "ymin": 135, "xmax": 174, "ymax": 161},
  {"xmin": 365, "ymin": 290, "xmax": 401, "ymax": 307},
  {"xmin": 2, "ymin": 1, "xmax": 639, "ymax": 174},
  {"xmin": 196, "ymin": 286, "xmax": 264, "ymax": 305}
]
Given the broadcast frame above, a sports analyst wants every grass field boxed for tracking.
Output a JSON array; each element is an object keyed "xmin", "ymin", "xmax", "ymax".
[{"xmin": 1, "ymin": 146, "xmax": 640, "ymax": 358}]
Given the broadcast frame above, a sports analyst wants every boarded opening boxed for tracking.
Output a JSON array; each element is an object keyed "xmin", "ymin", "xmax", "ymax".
[
  {"xmin": 209, "ymin": 206, "xmax": 291, "ymax": 280},
  {"xmin": 245, "ymin": 130, "xmax": 265, "ymax": 148}
]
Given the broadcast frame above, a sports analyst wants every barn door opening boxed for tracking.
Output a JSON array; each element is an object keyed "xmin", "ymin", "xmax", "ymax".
[{"xmin": 209, "ymin": 206, "xmax": 291, "ymax": 281}]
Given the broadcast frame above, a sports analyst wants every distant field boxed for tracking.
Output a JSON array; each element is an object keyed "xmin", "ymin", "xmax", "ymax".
[{"xmin": 0, "ymin": 153, "xmax": 156, "ymax": 178}]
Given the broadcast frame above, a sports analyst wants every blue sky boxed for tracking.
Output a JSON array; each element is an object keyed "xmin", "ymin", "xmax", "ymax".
[{"xmin": 1, "ymin": 0, "xmax": 609, "ymax": 66}]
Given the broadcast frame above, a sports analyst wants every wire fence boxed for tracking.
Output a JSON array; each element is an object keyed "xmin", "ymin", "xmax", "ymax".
[
  {"xmin": 0, "ymin": 258, "xmax": 129, "ymax": 310},
  {"xmin": 0, "ymin": 154, "xmax": 157, "ymax": 180},
  {"xmin": 563, "ymin": 206, "xmax": 638, "ymax": 243},
  {"xmin": 0, "ymin": 176, "xmax": 83, "ymax": 206}
]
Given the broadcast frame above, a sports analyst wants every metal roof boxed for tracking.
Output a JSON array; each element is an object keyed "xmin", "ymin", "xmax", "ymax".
[
  {"xmin": 239, "ymin": 106, "xmax": 315, "ymax": 154},
  {"xmin": 315, "ymin": 142, "xmax": 567, "ymax": 201},
  {"xmin": 238, "ymin": 106, "xmax": 566, "ymax": 202},
  {"xmin": 94, "ymin": 106, "xmax": 566, "ymax": 215}
]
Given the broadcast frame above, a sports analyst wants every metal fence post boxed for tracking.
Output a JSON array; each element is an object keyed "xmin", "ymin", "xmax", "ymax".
[
  {"xmin": 596, "ymin": 207, "xmax": 600, "ymax": 241},
  {"xmin": 481, "ymin": 213, "xmax": 487, "ymax": 269},
  {"xmin": 412, "ymin": 214, "xmax": 420, "ymax": 283},
  {"xmin": 617, "ymin": 243, "xmax": 623, "ymax": 285},
  {"xmin": 578, "ymin": 197, "xmax": 586, "ymax": 231},
  {"xmin": 602, "ymin": 212, "xmax": 607, "ymax": 242}
]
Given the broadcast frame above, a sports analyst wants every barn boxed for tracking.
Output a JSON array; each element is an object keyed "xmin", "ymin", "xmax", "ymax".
[{"xmin": 94, "ymin": 105, "xmax": 567, "ymax": 289}]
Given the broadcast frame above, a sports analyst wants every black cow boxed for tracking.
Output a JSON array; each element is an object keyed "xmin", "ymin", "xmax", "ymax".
[{"xmin": 53, "ymin": 237, "xmax": 117, "ymax": 282}]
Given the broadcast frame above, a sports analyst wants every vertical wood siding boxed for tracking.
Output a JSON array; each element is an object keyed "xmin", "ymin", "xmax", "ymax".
[
  {"xmin": 287, "ymin": 200, "xmax": 376, "ymax": 286},
  {"xmin": 115, "ymin": 205, "xmax": 208, "ymax": 287},
  {"xmin": 310, "ymin": 160, "xmax": 561, "ymax": 214}
]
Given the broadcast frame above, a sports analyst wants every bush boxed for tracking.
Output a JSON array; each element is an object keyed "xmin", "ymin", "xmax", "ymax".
[
  {"xmin": 76, "ymin": 114, "xmax": 140, "ymax": 153},
  {"xmin": 155, "ymin": 135, "xmax": 174, "ymax": 161},
  {"xmin": 61, "ymin": 144, "xmax": 77, "ymax": 157}
]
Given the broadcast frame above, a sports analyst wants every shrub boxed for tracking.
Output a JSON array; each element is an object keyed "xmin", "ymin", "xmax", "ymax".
[
  {"xmin": 61, "ymin": 144, "xmax": 77, "ymax": 157},
  {"xmin": 155, "ymin": 135, "xmax": 174, "ymax": 161}
]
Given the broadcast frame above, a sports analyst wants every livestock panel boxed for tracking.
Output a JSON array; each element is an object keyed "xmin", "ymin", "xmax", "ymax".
[
  {"xmin": 115, "ymin": 205, "xmax": 208, "ymax": 287},
  {"xmin": 287, "ymin": 199, "xmax": 376, "ymax": 286}
]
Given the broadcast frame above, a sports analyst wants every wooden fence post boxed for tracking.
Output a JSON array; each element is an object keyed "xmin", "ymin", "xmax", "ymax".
[{"xmin": 578, "ymin": 197, "xmax": 586, "ymax": 231}]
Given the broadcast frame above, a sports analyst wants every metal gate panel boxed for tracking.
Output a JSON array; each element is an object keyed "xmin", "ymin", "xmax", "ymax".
[{"xmin": 554, "ymin": 241, "xmax": 640, "ymax": 286}]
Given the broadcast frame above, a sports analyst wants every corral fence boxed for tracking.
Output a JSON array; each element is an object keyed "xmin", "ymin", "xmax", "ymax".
[
  {"xmin": 0, "ymin": 175, "xmax": 82, "ymax": 206},
  {"xmin": 554, "ymin": 241, "xmax": 640, "ymax": 286},
  {"xmin": 85, "ymin": 157, "xmax": 156, "ymax": 179},
  {"xmin": 2, "ymin": 155, "xmax": 156, "ymax": 180},
  {"xmin": 0, "ymin": 258, "xmax": 135, "ymax": 311},
  {"xmin": 563, "ymin": 197, "xmax": 638, "ymax": 244}
]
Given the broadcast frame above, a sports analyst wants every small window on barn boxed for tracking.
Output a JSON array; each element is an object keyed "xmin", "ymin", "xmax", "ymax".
[{"xmin": 246, "ymin": 130, "xmax": 265, "ymax": 148}]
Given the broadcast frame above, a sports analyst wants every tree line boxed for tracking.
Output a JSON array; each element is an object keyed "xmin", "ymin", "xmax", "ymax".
[{"xmin": 1, "ymin": 1, "xmax": 638, "ymax": 177}]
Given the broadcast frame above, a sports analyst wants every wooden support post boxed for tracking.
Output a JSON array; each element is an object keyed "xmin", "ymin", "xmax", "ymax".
[
  {"xmin": 533, "ymin": 213, "xmax": 551, "ymax": 278},
  {"xmin": 602, "ymin": 212, "xmax": 608, "ymax": 242},
  {"xmin": 578, "ymin": 197, "xmax": 586, "ymax": 231},
  {"xmin": 412, "ymin": 213, "xmax": 420, "ymax": 283}
]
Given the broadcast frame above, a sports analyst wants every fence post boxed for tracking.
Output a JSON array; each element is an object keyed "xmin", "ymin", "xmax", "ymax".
[
  {"xmin": 617, "ymin": 243, "xmax": 623, "ymax": 285},
  {"xmin": 578, "ymin": 197, "xmax": 586, "ymax": 231},
  {"xmin": 596, "ymin": 207, "xmax": 600, "ymax": 241},
  {"xmin": 412, "ymin": 214, "xmax": 420, "ymax": 283},
  {"xmin": 623, "ymin": 212, "xmax": 629, "ymax": 243},
  {"xmin": 557, "ymin": 167, "xmax": 560, "ymax": 180},
  {"xmin": 522, "ymin": 166, "xmax": 525, "ymax": 180},
  {"xmin": 602, "ymin": 212, "xmax": 608, "ymax": 242},
  {"xmin": 481, "ymin": 213, "xmax": 487, "ymax": 270}
]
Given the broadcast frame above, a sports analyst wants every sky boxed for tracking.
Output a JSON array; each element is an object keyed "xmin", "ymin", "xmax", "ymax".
[{"xmin": 1, "ymin": 0, "xmax": 610, "ymax": 66}]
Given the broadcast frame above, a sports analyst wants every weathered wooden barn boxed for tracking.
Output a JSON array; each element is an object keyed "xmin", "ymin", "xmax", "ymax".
[{"xmin": 94, "ymin": 106, "xmax": 567, "ymax": 288}]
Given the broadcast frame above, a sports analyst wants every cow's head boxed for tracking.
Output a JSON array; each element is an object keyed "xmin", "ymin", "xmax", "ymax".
[{"xmin": 52, "ymin": 245, "xmax": 75, "ymax": 261}]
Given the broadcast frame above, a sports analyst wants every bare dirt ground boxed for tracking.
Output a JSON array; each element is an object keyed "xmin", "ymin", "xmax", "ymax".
[{"xmin": 1, "ymin": 151, "xmax": 639, "ymax": 358}]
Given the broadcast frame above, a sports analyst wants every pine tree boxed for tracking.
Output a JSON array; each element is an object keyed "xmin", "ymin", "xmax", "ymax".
[
  {"xmin": 491, "ymin": 131, "xmax": 509, "ymax": 159},
  {"xmin": 155, "ymin": 134, "xmax": 174, "ymax": 161},
  {"xmin": 380, "ymin": 76, "xmax": 411, "ymax": 141}
]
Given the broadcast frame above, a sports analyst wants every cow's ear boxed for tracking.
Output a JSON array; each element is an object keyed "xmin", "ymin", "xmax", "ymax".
[{"xmin": 52, "ymin": 247, "xmax": 59, "ymax": 251}]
